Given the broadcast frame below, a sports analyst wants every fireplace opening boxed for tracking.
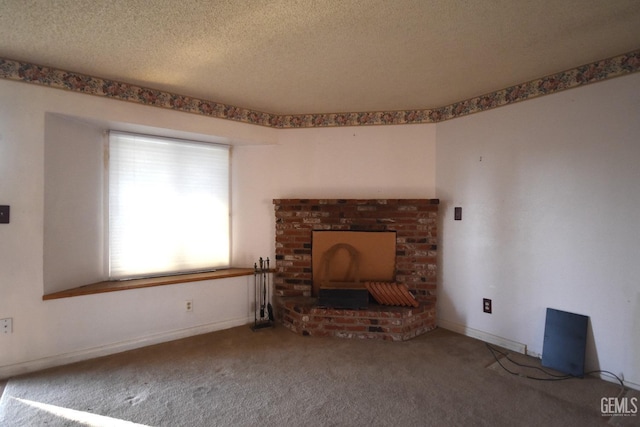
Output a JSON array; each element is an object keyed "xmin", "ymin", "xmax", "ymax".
[{"xmin": 311, "ymin": 231, "xmax": 396, "ymax": 297}]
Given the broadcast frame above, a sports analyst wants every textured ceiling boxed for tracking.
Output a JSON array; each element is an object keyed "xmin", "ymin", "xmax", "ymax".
[{"xmin": 1, "ymin": 0, "xmax": 639, "ymax": 115}]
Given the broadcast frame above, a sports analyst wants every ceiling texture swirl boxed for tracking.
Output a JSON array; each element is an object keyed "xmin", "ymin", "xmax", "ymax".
[{"xmin": 1, "ymin": 0, "xmax": 639, "ymax": 127}]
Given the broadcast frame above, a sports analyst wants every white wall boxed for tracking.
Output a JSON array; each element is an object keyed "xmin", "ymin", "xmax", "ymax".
[
  {"xmin": 231, "ymin": 124, "xmax": 437, "ymax": 266},
  {"xmin": 2, "ymin": 71, "xmax": 637, "ymax": 389},
  {"xmin": 0, "ymin": 79, "xmax": 276, "ymax": 378},
  {"xmin": 436, "ymin": 73, "xmax": 640, "ymax": 388},
  {"xmin": 44, "ymin": 113, "xmax": 105, "ymax": 293},
  {"xmin": 0, "ymin": 79, "xmax": 436, "ymax": 378}
]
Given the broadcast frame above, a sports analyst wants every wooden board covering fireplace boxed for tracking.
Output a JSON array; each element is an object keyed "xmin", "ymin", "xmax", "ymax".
[{"xmin": 312, "ymin": 230, "xmax": 396, "ymax": 295}]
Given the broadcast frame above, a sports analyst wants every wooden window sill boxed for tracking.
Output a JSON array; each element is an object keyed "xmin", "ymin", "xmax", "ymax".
[{"xmin": 42, "ymin": 268, "xmax": 255, "ymax": 300}]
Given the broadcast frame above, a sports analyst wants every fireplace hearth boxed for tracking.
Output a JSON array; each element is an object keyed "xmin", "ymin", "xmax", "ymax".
[{"xmin": 273, "ymin": 199, "xmax": 439, "ymax": 341}]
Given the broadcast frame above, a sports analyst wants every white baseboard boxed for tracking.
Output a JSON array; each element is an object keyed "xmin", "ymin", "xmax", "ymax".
[
  {"xmin": 526, "ymin": 349, "xmax": 542, "ymax": 358},
  {"xmin": 437, "ymin": 319, "xmax": 640, "ymax": 392},
  {"xmin": 0, "ymin": 316, "xmax": 252, "ymax": 381},
  {"xmin": 437, "ymin": 318, "xmax": 527, "ymax": 354},
  {"xmin": 591, "ymin": 372, "xmax": 640, "ymax": 392}
]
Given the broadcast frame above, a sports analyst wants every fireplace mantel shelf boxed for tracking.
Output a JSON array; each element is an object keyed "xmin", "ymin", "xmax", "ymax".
[{"xmin": 43, "ymin": 268, "xmax": 255, "ymax": 300}]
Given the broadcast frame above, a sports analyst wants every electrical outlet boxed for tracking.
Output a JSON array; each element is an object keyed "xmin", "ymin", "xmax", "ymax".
[
  {"xmin": 185, "ymin": 300, "xmax": 193, "ymax": 312},
  {"xmin": 1, "ymin": 318, "xmax": 13, "ymax": 333},
  {"xmin": 483, "ymin": 298, "xmax": 492, "ymax": 314}
]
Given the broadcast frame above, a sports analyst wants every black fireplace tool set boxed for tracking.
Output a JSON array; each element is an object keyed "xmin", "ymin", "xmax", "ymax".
[{"xmin": 251, "ymin": 257, "xmax": 274, "ymax": 331}]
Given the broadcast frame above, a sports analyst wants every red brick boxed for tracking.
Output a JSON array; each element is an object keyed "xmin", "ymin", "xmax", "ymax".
[{"xmin": 274, "ymin": 199, "xmax": 439, "ymax": 341}]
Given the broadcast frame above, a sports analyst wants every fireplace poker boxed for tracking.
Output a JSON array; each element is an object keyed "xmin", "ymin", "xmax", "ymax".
[
  {"xmin": 253, "ymin": 262, "xmax": 258, "ymax": 326},
  {"xmin": 266, "ymin": 257, "xmax": 274, "ymax": 321},
  {"xmin": 251, "ymin": 257, "xmax": 274, "ymax": 331},
  {"xmin": 259, "ymin": 257, "xmax": 266, "ymax": 319}
]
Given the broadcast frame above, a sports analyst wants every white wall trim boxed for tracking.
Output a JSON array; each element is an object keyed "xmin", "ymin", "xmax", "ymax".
[
  {"xmin": 0, "ymin": 316, "xmax": 252, "ymax": 381},
  {"xmin": 437, "ymin": 318, "xmax": 527, "ymax": 354},
  {"xmin": 437, "ymin": 319, "xmax": 640, "ymax": 391},
  {"xmin": 593, "ymin": 373, "xmax": 640, "ymax": 392}
]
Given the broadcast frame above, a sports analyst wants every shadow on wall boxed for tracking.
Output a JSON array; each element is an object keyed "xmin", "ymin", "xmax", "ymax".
[
  {"xmin": 585, "ymin": 320, "xmax": 600, "ymax": 374},
  {"xmin": 436, "ymin": 199, "xmax": 468, "ymax": 328}
]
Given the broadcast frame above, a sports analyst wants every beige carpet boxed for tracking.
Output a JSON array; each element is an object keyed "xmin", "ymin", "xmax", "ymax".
[{"xmin": 0, "ymin": 325, "xmax": 637, "ymax": 426}]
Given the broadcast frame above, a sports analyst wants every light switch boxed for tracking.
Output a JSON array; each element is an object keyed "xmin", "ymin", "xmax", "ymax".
[
  {"xmin": 454, "ymin": 207, "xmax": 462, "ymax": 221},
  {"xmin": 0, "ymin": 205, "xmax": 9, "ymax": 223}
]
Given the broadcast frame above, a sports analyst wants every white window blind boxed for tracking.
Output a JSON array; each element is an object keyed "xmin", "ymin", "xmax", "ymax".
[{"xmin": 108, "ymin": 131, "xmax": 230, "ymax": 279}]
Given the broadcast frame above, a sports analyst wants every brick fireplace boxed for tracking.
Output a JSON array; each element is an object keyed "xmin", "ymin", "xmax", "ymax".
[{"xmin": 273, "ymin": 199, "xmax": 439, "ymax": 341}]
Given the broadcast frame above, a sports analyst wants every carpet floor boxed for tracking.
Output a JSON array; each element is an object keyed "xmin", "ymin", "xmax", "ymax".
[{"xmin": 0, "ymin": 325, "xmax": 637, "ymax": 426}]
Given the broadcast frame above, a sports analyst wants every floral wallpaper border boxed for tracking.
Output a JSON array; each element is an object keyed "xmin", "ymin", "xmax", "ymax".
[{"xmin": 1, "ymin": 50, "xmax": 639, "ymax": 129}]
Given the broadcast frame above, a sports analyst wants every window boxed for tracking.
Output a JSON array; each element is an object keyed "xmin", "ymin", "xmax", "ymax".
[{"xmin": 108, "ymin": 131, "xmax": 230, "ymax": 279}]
